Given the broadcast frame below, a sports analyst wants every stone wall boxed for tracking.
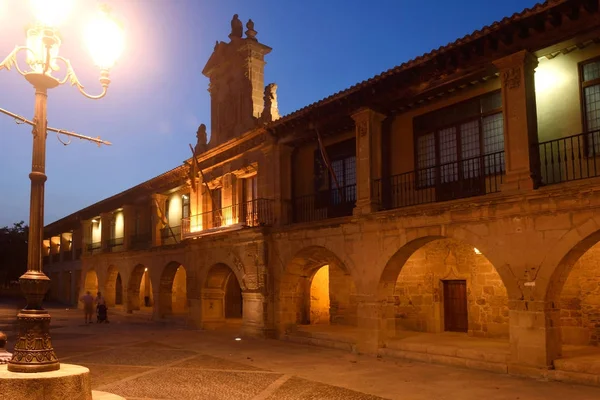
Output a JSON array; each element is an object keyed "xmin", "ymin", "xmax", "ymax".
[
  {"xmin": 394, "ymin": 239, "xmax": 509, "ymax": 338},
  {"xmin": 139, "ymin": 271, "xmax": 154, "ymax": 307},
  {"xmin": 171, "ymin": 267, "xmax": 187, "ymax": 314},
  {"xmin": 560, "ymin": 241, "xmax": 600, "ymax": 345}
]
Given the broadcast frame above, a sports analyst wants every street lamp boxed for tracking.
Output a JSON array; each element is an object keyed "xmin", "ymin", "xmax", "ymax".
[{"xmin": 0, "ymin": 0, "xmax": 124, "ymax": 373}]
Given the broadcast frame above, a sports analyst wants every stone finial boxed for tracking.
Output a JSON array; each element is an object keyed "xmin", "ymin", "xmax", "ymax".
[
  {"xmin": 0, "ymin": 331, "xmax": 12, "ymax": 364},
  {"xmin": 245, "ymin": 19, "xmax": 257, "ymax": 40},
  {"xmin": 261, "ymin": 83, "xmax": 280, "ymax": 123},
  {"xmin": 195, "ymin": 124, "xmax": 208, "ymax": 154},
  {"xmin": 229, "ymin": 14, "xmax": 243, "ymax": 40}
]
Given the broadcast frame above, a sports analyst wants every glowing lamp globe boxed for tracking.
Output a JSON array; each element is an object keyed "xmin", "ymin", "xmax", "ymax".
[
  {"xmin": 85, "ymin": 7, "xmax": 124, "ymax": 70},
  {"xmin": 30, "ymin": 0, "xmax": 73, "ymax": 27}
]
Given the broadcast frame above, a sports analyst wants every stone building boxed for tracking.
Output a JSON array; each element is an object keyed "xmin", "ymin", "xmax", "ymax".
[{"xmin": 42, "ymin": 1, "xmax": 600, "ymax": 384}]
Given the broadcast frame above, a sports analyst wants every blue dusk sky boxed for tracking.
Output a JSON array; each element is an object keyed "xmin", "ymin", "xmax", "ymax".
[{"xmin": 0, "ymin": 0, "xmax": 538, "ymax": 227}]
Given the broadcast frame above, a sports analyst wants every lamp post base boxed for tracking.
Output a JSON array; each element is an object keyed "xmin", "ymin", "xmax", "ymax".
[{"xmin": 7, "ymin": 272, "xmax": 59, "ymax": 373}]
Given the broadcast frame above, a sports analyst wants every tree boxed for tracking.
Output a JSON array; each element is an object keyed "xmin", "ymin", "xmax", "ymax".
[{"xmin": 0, "ymin": 221, "xmax": 28, "ymax": 287}]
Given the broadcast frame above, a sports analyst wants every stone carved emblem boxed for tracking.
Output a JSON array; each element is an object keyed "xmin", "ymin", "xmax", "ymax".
[{"xmin": 502, "ymin": 67, "xmax": 521, "ymax": 90}]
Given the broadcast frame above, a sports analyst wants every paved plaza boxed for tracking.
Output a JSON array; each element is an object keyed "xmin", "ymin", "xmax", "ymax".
[{"xmin": 1, "ymin": 300, "xmax": 600, "ymax": 400}]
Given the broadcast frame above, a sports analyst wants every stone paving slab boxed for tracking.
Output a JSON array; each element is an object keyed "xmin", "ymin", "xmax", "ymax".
[
  {"xmin": 66, "ymin": 347, "xmax": 191, "ymax": 367},
  {"xmin": 171, "ymin": 354, "xmax": 269, "ymax": 371},
  {"xmin": 102, "ymin": 369, "xmax": 283, "ymax": 400},
  {"xmin": 264, "ymin": 376, "xmax": 386, "ymax": 400}
]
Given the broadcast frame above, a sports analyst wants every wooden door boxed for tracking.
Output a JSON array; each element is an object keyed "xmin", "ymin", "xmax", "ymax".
[{"xmin": 443, "ymin": 280, "xmax": 468, "ymax": 333}]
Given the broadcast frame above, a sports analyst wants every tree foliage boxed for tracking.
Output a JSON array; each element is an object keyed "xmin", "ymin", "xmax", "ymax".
[{"xmin": 0, "ymin": 221, "xmax": 28, "ymax": 286}]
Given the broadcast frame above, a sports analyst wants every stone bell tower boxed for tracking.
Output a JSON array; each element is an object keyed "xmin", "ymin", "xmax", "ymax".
[{"xmin": 202, "ymin": 15, "xmax": 272, "ymax": 147}]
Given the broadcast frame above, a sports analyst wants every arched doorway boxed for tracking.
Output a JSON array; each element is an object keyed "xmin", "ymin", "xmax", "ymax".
[
  {"xmin": 105, "ymin": 265, "xmax": 122, "ymax": 307},
  {"xmin": 279, "ymin": 246, "xmax": 357, "ymax": 332},
  {"xmin": 202, "ymin": 263, "xmax": 243, "ymax": 326},
  {"xmin": 127, "ymin": 264, "xmax": 153, "ymax": 312},
  {"xmin": 380, "ymin": 237, "xmax": 509, "ymax": 339},
  {"xmin": 159, "ymin": 262, "xmax": 188, "ymax": 317},
  {"xmin": 553, "ymin": 233, "xmax": 600, "ymax": 348}
]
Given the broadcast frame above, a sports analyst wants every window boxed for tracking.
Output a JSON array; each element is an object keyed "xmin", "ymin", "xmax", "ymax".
[
  {"xmin": 327, "ymin": 139, "xmax": 356, "ymax": 204},
  {"xmin": 414, "ymin": 91, "xmax": 505, "ymax": 187},
  {"xmin": 182, "ymin": 194, "xmax": 190, "ymax": 219},
  {"xmin": 581, "ymin": 59, "xmax": 600, "ymax": 156}
]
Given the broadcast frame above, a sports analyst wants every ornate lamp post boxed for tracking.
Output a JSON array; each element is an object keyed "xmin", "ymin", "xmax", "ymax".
[{"xmin": 0, "ymin": 1, "xmax": 124, "ymax": 373}]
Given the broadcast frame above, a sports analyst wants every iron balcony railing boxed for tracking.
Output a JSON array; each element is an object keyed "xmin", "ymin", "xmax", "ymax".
[
  {"xmin": 75, "ymin": 248, "xmax": 82, "ymax": 260},
  {"xmin": 130, "ymin": 232, "xmax": 152, "ymax": 249},
  {"xmin": 86, "ymin": 241, "xmax": 102, "ymax": 254},
  {"xmin": 374, "ymin": 151, "xmax": 505, "ymax": 210},
  {"xmin": 43, "ymin": 255, "xmax": 49, "ymax": 265},
  {"xmin": 160, "ymin": 225, "xmax": 181, "ymax": 245},
  {"xmin": 182, "ymin": 198, "xmax": 275, "ymax": 237},
  {"xmin": 51, "ymin": 253, "xmax": 60, "ymax": 263},
  {"xmin": 107, "ymin": 237, "xmax": 124, "ymax": 252},
  {"xmin": 537, "ymin": 130, "xmax": 600, "ymax": 186},
  {"xmin": 292, "ymin": 184, "xmax": 356, "ymax": 224}
]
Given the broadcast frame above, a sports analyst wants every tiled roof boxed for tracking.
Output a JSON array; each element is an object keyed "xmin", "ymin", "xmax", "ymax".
[{"xmin": 269, "ymin": 0, "xmax": 567, "ymax": 127}]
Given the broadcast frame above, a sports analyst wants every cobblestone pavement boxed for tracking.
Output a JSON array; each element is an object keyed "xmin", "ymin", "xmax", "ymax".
[{"xmin": 2, "ymin": 300, "xmax": 600, "ymax": 400}]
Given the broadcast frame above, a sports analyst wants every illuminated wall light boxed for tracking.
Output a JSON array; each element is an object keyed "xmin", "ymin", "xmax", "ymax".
[
  {"xmin": 474, "ymin": 248, "xmax": 482, "ymax": 255},
  {"xmin": 144, "ymin": 267, "xmax": 148, "ymax": 272}
]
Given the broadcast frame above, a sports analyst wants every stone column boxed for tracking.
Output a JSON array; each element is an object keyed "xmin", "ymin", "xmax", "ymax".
[
  {"xmin": 122, "ymin": 204, "xmax": 136, "ymax": 250},
  {"xmin": 81, "ymin": 220, "xmax": 92, "ymax": 256},
  {"xmin": 355, "ymin": 296, "xmax": 394, "ymax": 354},
  {"xmin": 242, "ymin": 291, "xmax": 275, "ymax": 338},
  {"xmin": 351, "ymin": 108, "xmax": 386, "ymax": 215},
  {"xmin": 151, "ymin": 193, "xmax": 167, "ymax": 247},
  {"xmin": 259, "ymin": 141, "xmax": 293, "ymax": 226},
  {"xmin": 493, "ymin": 50, "xmax": 540, "ymax": 191},
  {"xmin": 222, "ymin": 172, "xmax": 237, "ymax": 224},
  {"xmin": 100, "ymin": 212, "xmax": 113, "ymax": 252},
  {"xmin": 72, "ymin": 227, "xmax": 82, "ymax": 259},
  {"xmin": 508, "ymin": 300, "xmax": 561, "ymax": 373},
  {"xmin": 60, "ymin": 233, "xmax": 70, "ymax": 262}
]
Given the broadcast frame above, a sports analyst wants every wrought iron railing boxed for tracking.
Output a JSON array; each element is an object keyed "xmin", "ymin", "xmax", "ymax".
[
  {"xmin": 160, "ymin": 225, "xmax": 181, "ymax": 244},
  {"xmin": 537, "ymin": 131, "xmax": 600, "ymax": 185},
  {"xmin": 75, "ymin": 248, "xmax": 82, "ymax": 260},
  {"xmin": 43, "ymin": 255, "xmax": 49, "ymax": 265},
  {"xmin": 292, "ymin": 184, "xmax": 356, "ymax": 224},
  {"xmin": 182, "ymin": 198, "xmax": 275, "ymax": 237},
  {"xmin": 107, "ymin": 237, "xmax": 124, "ymax": 252},
  {"xmin": 130, "ymin": 232, "xmax": 152, "ymax": 249},
  {"xmin": 51, "ymin": 253, "xmax": 60, "ymax": 263},
  {"xmin": 375, "ymin": 152, "xmax": 505, "ymax": 210},
  {"xmin": 86, "ymin": 241, "xmax": 102, "ymax": 254}
]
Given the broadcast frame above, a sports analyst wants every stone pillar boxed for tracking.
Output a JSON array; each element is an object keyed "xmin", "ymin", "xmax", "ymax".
[
  {"xmin": 81, "ymin": 220, "xmax": 92, "ymax": 256},
  {"xmin": 201, "ymin": 289, "xmax": 226, "ymax": 329},
  {"xmin": 222, "ymin": 172, "xmax": 237, "ymax": 224},
  {"xmin": 259, "ymin": 141, "xmax": 293, "ymax": 226},
  {"xmin": 100, "ymin": 212, "xmax": 113, "ymax": 252},
  {"xmin": 151, "ymin": 194, "xmax": 167, "ymax": 247},
  {"xmin": 72, "ymin": 227, "xmax": 82, "ymax": 259},
  {"xmin": 122, "ymin": 204, "xmax": 136, "ymax": 250},
  {"xmin": 351, "ymin": 108, "xmax": 386, "ymax": 215},
  {"xmin": 190, "ymin": 175, "xmax": 206, "ymax": 233},
  {"xmin": 355, "ymin": 296, "xmax": 394, "ymax": 354},
  {"xmin": 60, "ymin": 233, "xmax": 70, "ymax": 262},
  {"xmin": 508, "ymin": 300, "xmax": 561, "ymax": 373},
  {"xmin": 493, "ymin": 51, "xmax": 540, "ymax": 191},
  {"xmin": 242, "ymin": 291, "xmax": 275, "ymax": 338}
]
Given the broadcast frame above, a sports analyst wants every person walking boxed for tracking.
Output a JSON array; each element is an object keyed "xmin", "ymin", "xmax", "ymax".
[
  {"xmin": 95, "ymin": 292, "xmax": 109, "ymax": 323},
  {"xmin": 80, "ymin": 291, "xmax": 94, "ymax": 324}
]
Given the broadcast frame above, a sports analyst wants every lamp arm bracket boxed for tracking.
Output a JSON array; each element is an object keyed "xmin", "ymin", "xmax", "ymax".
[
  {"xmin": 54, "ymin": 56, "xmax": 109, "ymax": 100},
  {"xmin": 0, "ymin": 46, "xmax": 36, "ymax": 76}
]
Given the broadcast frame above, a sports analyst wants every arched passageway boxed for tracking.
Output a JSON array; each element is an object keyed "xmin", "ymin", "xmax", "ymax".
[
  {"xmin": 159, "ymin": 262, "xmax": 188, "ymax": 316},
  {"xmin": 380, "ymin": 238, "xmax": 509, "ymax": 339},
  {"xmin": 202, "ymin": 263, "xmax": 243, "ymax": 326},
  {"xmin": 552, "ymin": 231, "xmax": 600, "ymax": 348},
  {"xmin": 279, "ymin": 246, "xmax": 357, "ymax": 332},
  {"xmin": 105, "ymin": 265, "xmax": 122, "ymax": 307},
  {"xmin": 83, "ymin": 269, "xmax": 98, "ymax": 297},
  {"xmin": 127, "ymin": 264, "xmax": 153, "ymax": 312}
]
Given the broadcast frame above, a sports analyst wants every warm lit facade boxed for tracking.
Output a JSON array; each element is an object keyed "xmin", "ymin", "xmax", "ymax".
[{"xmin": 43, "ymin": 1, "xmax": 600, "ymax": 385}]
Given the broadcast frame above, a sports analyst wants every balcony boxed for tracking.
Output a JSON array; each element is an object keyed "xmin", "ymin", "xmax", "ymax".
[
  {"xmin": 375, "ymin": 152, "xmax": 505, "ymax": 210},
  {"xmin": 131, "ymin": 232, "xmax": 151, "ymax": 250},
  {"xmin": 292, "ymin": 185, "xmax": 356, "ymax": 224},
  {"xmin": 107, "ymin": 237, "xmax": 124, "ymax": 252},
  {"xmin": 43, "ymin": 255, "xmax": 49, "ymax": 265},
  {"xmin": 182, "ymin": 198, "xmax": 275, "ymax": 238},
  {"xmin": 51, "ymin": 253, "xmax": 60, "ymax": 263},
  {"xmin": 160, "ymin": 225, "xmax": 181, "ymax": 245},
  {"xmin": 86, "ymin": 241, "xmax": 102, "ymax": 255},
  {"xmin": 538, "ymin": 131, "xmax": 600, "ymax": 186},
  {"xmin": 75, "ymin": 248, "xmax": 82, "ymax": 260}
]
